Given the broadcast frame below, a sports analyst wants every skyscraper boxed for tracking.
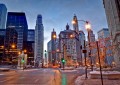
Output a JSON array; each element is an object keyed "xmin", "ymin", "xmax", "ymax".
[
  {"xmin": 103, "ymin": 0, "xmax": 120, "ymax": 67},
  {"xmin": 28, "ymin": 29, "xmax": 35, "ymax": 42},
  {"xmin": 6, "ymin": 12, "xmax": 28, "ymax": 50},
  {"xmin": 5, "ymin": 27, "xmax": 18, "ymax": 62},
  {"xmin": 47, "ymin": 40, "xmax": 52, "ymax": 64},
  {"xmin": 79, "ymin": 30, "xmax": 85, "ymax": 64},
  {"xmin": 34, "ymin": 15, "xmax": 44, "ymax": 66},
  {"xmin": 87, "ymin": 29, "xmax": 96, "ymax": 65},
  {"xmin": 0, "ymin": 29, "xmax": 5, "ymax": 61},
  {"xmin": 26, "ymin": 29, "xmax": 35, "ymax": 65},
  {"xmin": 51, "ymin": 29, "xmax": 57, "ymax": 65},
  {"xmin": 0, "ymin": 4, "xmax": 7, "ymax": 29}
]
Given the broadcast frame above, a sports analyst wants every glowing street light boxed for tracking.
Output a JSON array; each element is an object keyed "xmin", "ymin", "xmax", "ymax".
[
  {"xmin": 11, "ymin": 44, "xmax": 15, "ymax": 48},
  {"xmin": 85, "ymin": 21, "xmax": 91, "ymax": 31},
  {"xmin": 72, "ymin": 20, "xmax": 76, "ymax": 24},
  {"xmin": 18, "ymin": 51, "xmax": 21, "ymax": 55},
  {"xmin": 24, "ymin": 49, "xmax": 27, "ymax": 53},
  {"xmin": 70, "ymin": 34, "xmax": 74, "ymax": 38}
]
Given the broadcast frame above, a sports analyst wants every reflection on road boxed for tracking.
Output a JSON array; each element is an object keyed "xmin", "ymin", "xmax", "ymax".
[
  {"xmin": 0, "ymin": 68, "xmax": 84, "ymax": 85},
  {"xmin": 62, "ymin": 74, "xmax": 67, "ymax": 85}
]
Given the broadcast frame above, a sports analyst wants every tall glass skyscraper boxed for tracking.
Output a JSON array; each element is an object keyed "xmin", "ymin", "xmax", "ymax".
[
  {"xmin": 0, "ymin": 4, "xmax": 7, "ymax": 29},
  {"xmin": 28, "ymin": 29, "xmax": 35, "ymax": 42},
  {"xmin": 34, "ymin": 15, "xmax": 44, "ymax": 66},
  {"xmin": 6, "ymin": 12, "xmax": 28, "ymax": 50}
]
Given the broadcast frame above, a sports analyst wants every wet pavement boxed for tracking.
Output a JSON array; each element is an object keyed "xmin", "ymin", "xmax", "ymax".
[{"xmin": 0, "ymin": 67, "xmax": 86, "ymax": 85}]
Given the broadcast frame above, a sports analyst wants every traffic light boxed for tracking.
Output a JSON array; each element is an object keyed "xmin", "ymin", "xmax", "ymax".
[
  {"xmin": 21, "ymin": 59, "xmax": 25, "ymax": 63},
  {"xmin": 61, "ymin": 58, "xmax": 65, "ymax": 63}
]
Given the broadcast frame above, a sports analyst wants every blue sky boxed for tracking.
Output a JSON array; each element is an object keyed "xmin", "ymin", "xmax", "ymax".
[{"xmin": 0, "ymin": 0, "xmax": 108, "ymax": 50}]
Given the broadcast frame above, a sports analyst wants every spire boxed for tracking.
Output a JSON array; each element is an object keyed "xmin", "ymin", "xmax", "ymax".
[
  {"xmin": 53, "ymin": 28, "xmax": 54, "ymax": 32},
  {"xmin": 66, "ymin": 23, "xmax": 69, "ymax": 30},
  {"xmin": 73, "ymin": 14, "xmax": 79, "ymax": 33}
]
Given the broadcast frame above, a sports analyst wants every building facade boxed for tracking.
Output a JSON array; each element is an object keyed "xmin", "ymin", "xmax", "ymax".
[
  {"xmin": 59, "ymin": 24, "xmax": 81, "ymax": 66},
  {"xmin": 79, "ymin": 30, "xmax": 86, "ymax": 65},
  {"xmin": 34, "ymin": 15, "xmax": 44, "ymax": 66},
  {"xmin": 103, "ymin": 0, "xmax": 120, "ymax": 67},
  {"xmin": 47, "ymin": 40, "xmax": 52, "ymax": 65},
  {"xmin": 27, "ymin": 29, "xmax": 35, "ymax": 65},
  {"xmin": 98, "ymin": 28, "xmax": 114, "ymax": 66},
  {"xmin": 51, "ymin": 29, "xmax": 57, "ymax": 65},
  {"xmin": 88, "ymin": 29, "xmax": 96, "ymax": 65},
  {"xmin": 4, "ymin": 27, "xmax": 18, "ymax": 64},
  {"xmin": 28, "ymin": 29, "xmax": 35, "ymax": 42},
  {"xmin": 0, "ymin": 29, "xmax": 6, "ymax": 64},
  {"xmin": 0, "ymin": 4, "xmax": 7, "ymax": 29},
  {"xmin": 6, "ymin": 12, "xmax": 28, "ymax": 50}
]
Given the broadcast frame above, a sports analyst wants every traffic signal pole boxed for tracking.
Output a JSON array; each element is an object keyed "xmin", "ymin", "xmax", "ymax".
[{"xmin": 63, "ymin": 44, "xmax": 65, "ymax": 70}]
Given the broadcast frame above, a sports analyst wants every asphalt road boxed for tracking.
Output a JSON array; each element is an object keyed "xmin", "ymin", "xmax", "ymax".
[
  {"xmin": 0, "ymin": 68, "xmax": 61, "ymax": 85},
  {"xmin": 0, "ymin": 67, "xmax": 86, "ymax": 85}
]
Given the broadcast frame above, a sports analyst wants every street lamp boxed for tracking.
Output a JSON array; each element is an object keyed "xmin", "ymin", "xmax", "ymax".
[
  {"xmin": 11, "ymin": 44, "xmax": 15, "ymax": 49},
  {"xmin": 96, "ymin": 41, "xmax": 103, "ymax": 85}
]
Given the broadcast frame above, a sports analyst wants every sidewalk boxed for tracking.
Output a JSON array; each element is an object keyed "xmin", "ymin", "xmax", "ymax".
[{"xmin": 75, "ymin": 74, "xmax": 120, "ymax": 85}]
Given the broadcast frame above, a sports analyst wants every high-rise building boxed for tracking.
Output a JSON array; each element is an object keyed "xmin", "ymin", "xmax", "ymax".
[
  {"xmin": 0, "ymin": 29, "xmax": 6, "ymax": 36},
  {"xmin": 79, "ymin": 30, "xmax": 85, "ymax": 64},
  {"xmin": 0, "ymin": 4, "xmax": 7, "ymax": 29},
  {"xmin": 34, "ymin": 15, "xmax": 44, "ymax": 66},
  {"xmin": 0, "ymin": 29, "xmax": 5, "ymax": 62},
  {"xmin": 103, "ymin": 0, "xmax": 120, "ymax": 67},
  {"xmin": 4, "ymin": 27, "xmax": 18, "ymax": 62},
  {"xmin": 28, "ymin": 29, "xmax": 35, "ymax": 42},
  {"xmin": 88, "ymin": 30, "xmax": 95, "ymax": 42},
  {"xmin": 87, "ymin": 29, "xmax": 96, "ymax": 65},
  {"xmin": 98, "ymin": 28, "xmax": 114, "ymax": 66},
  {"xmin": 26, "ymin": 29, "xmax": 35, "ymax": 65},
  {"xmin": 59, "ymin": 24, "xmax": 81, "ymax": 66},
  {"xmin": 47, "ymin": 40, "xmax": 52, "ymax": 64},
  {"xmin": 6, "ymin": 12, "xmax": 28, "ymax": 50},
  {"xmin": 51, "ymin": 29, "xmax": 57, "ymax": 65}
]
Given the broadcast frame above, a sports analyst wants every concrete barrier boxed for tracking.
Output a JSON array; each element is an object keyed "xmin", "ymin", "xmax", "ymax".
[
  {"xmin": 90, "ymin": 71, "xmax": 120, "ymax": 79},
  {"xmin": 0, "ymin": 68, "xmax": 10, "ymax": 72}
]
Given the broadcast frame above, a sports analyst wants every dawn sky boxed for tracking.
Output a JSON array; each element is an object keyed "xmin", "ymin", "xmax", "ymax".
[{"xmin": 0, "ymin": 0, "xmax": 108, "ymax": 50}]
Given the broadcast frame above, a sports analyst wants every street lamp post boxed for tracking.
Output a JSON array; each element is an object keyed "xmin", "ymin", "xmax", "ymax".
[{"xmin": 96, "ymin": 41, "xmax": 103, "ymax": 85}]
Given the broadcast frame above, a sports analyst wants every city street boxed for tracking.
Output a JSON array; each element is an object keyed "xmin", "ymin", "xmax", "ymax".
[
  {"xmin": 0, "ymin": 0, "xmax": 120, "ymax": 85},
  {"xmin": 0, "ymin": 67, "xmax": 86, "ymax": 85}
]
